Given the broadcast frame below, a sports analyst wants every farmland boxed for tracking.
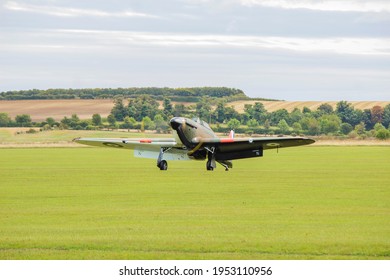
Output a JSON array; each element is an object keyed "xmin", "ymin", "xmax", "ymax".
[
  {"xmin": 0, "ymin": 146, "xmax": 389, "ymax": 259},
  {"xmin": 0, "ymin": 99, "xmax": 389, "ymax": 121}
]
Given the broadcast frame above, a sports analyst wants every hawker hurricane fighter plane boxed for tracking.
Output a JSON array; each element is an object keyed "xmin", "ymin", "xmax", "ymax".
[{"xmin": 74, "ymin": 117, "xmax": 315, "ymax": 171}]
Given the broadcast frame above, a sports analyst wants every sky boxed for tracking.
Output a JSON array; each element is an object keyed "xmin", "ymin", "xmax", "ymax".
[{"xmin": 1, "ymin": 0, "xmax": 389, "ymax": 101}]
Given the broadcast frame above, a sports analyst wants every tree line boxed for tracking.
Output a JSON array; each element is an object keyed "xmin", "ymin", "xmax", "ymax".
[
  {"xmin": 0, "ymin": 87, "xmax": 252, "ymax": 102},
  {"xmin": 1, "ymin": 97, "xmax": 390, "ymax": 139},
  {"xmin": 107, "ymin": 97, "xmax": 390, "ymax": 139}
]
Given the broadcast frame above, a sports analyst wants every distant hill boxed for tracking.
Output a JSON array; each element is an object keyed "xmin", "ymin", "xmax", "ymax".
[
  {"xmin": 0, "ymin": 87, "xmax": 264, "ymax": 102},
  {"xmin": 0, "ymin": 99, "xmax": 388, "ymax": 121}
]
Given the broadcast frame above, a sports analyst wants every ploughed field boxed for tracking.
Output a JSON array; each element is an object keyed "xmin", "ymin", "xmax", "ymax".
[{"xmin": 0, "ymin": 146, "xmax": 389, "ymax": 259}]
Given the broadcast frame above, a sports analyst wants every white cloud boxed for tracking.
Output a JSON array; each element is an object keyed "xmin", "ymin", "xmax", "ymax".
[
  {"xmin": 55, "ymin": 30, "xmax": 390, "ymax": 56},
  {"xmin": 4, "ymin": 29, "xmax": 389, "ymax": 56},
  {"xmin": 241, "ymin": 0, "xmax": 390, "ymax": 13},
  {"xmin": 4, "ymin": 1, "xmax": 159, "ymax": 18}
]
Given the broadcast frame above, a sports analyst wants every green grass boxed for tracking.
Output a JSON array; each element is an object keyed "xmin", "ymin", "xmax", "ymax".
[{"xmin": 0, "ymin": 146, "xmax": 389, "ymax": 259}]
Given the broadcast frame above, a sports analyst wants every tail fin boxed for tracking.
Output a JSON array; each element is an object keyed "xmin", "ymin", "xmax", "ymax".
[{"xmin": 228, "ymin": 130, "xmax": 235, "ymax": 139}]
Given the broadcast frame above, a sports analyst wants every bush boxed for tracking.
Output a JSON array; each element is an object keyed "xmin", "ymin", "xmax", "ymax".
[
  {"xmin": 26, "ymin": 128, "xmax": 38, "ymax": 134},
  {"xmin": 340, "ymin": 123, "xmax": 353, "ymax": 135},
  {"xmin": 376, "ymin": 129, "xmax": 390, "ymax": 140}
]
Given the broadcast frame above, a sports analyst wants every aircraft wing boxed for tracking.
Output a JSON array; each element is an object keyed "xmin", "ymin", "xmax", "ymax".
[
  {"xmin": 73, "ymin": 137, "xmax": 189, "ymax": 160},
  {"xmin": 74, "ymin": 137, "xmax": 177, "ymax": 149},
  {"xmin": 189, "ymin": 136, "xmax": 315, "ymax": 160}
]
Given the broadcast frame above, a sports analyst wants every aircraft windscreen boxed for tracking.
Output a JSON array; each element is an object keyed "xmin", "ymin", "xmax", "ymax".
[{"xmin": 192, "ymin": 117, "xmax": 212, "ymax": 130}]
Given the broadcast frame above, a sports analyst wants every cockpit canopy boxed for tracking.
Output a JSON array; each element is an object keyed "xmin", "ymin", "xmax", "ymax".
[{"xmin": 192, "ymin": 117, "xmax": 212, "ymax": 131}]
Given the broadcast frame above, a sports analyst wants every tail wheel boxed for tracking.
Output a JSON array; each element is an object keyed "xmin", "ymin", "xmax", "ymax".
[{"xmin": 159, "ymin": 160, "xmax": 168, "ymax": 171}]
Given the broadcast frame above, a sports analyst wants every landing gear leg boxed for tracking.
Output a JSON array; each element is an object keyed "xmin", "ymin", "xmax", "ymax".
[
  {"xmin": 219, "ymin": 162, "xmax": 229, "ymax": 171},
  {"xmin": 216, "ymin": 160, "xmax": 232, "ymax": 171},
  {"xmin": 206, "ymin": 151, "xmax": 216, "ymax": 171},
  {"xmin": 157, "ymin": 148, "xmax": 168, "ymax": 171}
]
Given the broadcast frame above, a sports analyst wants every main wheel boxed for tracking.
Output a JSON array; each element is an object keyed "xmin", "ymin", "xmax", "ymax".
[
  {"xmin": 159, "ymin": 160, "xmax": 168, "ymax": 170},
  {"xmin": 206, "ymin": 161, "xmax": 214, "ymax": 171}
]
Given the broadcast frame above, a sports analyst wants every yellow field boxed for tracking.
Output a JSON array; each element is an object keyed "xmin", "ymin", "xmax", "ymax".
[
  {"xmin": 228, "ymin": 100, "xmax": 390, "ymax": 113},
  {"xmin": 0, "ymin": 99, "xmax": 389, "ymax": 121}
]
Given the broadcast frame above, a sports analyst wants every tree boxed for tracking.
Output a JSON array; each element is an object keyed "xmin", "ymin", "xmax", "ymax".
[
  {"xmin": 383, "ymin": 104, "xmax": 390, "ymax": 128},
  {"xmin": 308, "ymin": 119, "xmax": 320, "ymax": 135},
  {"xmin": 319, "ymin": 114, "xmax": 341, "ymax": 135},
  {"xmin": 163, "ymin": 97, "xmax": 173, "ymax": 119},
  {"xmin": 340, "ymin": 123, "xmax": 353, "ymax": 135},
  {"xmin": 127, "ymin": 95, "xmax": 159, "ymax": 121},
  {"xmin": 0, "ymin": 113, "xmax": 11, "ymax": 127},
  {"xmin": 292, "ymin": 122, "xmax": 302, "ymax": 133},
  {"xmin": 214, "ymin": 101, "xmax": 226, "ymax": 123},
  {"xmin": 224, "ymin": 106, "xmax": 240, "ymax": 122},
  {"xmin": 376, "ymin": 129, "xmax": 390, "ymax": 140},
  {"xmin": 350, "ymin": 109, "xmax": 365, "ymax": 127},
  {"xmin": 302, "ymin": 117, "xmax": 320, "ymax": 135},
  {"xmin": 371, "ymin": 105, "xmax": 384, "ymax": 125},
  {"xmin": 142, "ymin": 116, "xmax": 156, "ymax": 130},
  {"xmin": 227, "ymin": 118, "xmax": 240, "ymax": 130},
  {"xmin": 123, "ymin": 116, "xmax": 136, "ymax": 130},
  {"xmin": 154, "ymin": 114, "xmax": 168, "ymax": 133},
  {"xmin": 111, "ymin": 98, "xmax": 127, "ymax": 121},
  {"xmin": 336, "ymin": 101, "xmax": 363, "ymax": 127},
  {"xmin": 302, "ymin": 107, "xmax": 312, "ymax": 114},
  {"xmin": 362, "ymin": 109, "xmax": 374, "ymax": 131},
  {"xmin": 278, "ymin": 119, "xmax": 290, "ymax": 134},
  {"xmin": 374, "ymin": 123, "xmax": 386, "ymax": 131},
  {"xmin": 46, "ymin": 117, "xmax": 56, "ymax": 127},
  {"xmin": 263, "ymin": 119, "xmax": 271, "ymax": 133},
  {"xmin": 196, "ymin": 97, "xmax": 212, "ymax": 121},
  {"xmin": 15, "ymin": 114, "xmax": 32, "ymax": 127},
  {"xmin": 317, "ymin": 103, "xmax": 334, "ymax": 115},
  {"xmin": 247, "ymin": 119, "xmax": 259, "ymax": 128},
  {"xmin": 354, "ymin": 122, "xmax": 366, "ymax": 135},
  {"xmin": 107, "ymin": 114, "xmax": 116, "ymax": 128},
  {"xmin": 78, "ymin": 120, "xmax": 89, "ymax": 130},
  {"xmin": 92, "ymin": 114, "xmax": 102, "ymax": 126},
  {"xmin": 173, "ymin": 103, "xmax": 187, "ymax": 117},
  {"xmin": 270, "ymin": 109, "xmax": 290, "ymax": 126},
  {"xmin": 60, "ymin": 117, "xmax": 71, "ymax": 129},
  {"xmin": 336, "ymin": 101, "xmax": 354, "ymax": 123},
  {"xmin": 245, "ymin": 102, "xmax": 267, "ymax": 123},
  {"xmin": 69, "ymin": 114, "xmax": 80, "ymax": 129},
  {"xmin": 290, "ymin": 108, "xmax": 303, "ymax": 124}
]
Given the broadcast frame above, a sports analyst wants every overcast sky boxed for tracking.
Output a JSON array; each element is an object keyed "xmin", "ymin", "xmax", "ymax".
[{"xmin": 1, "ymin": 0, "xmax": 389, "ymax": 100}]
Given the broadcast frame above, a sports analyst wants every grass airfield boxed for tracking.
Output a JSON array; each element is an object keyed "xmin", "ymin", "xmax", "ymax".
[{"xmin": 0, "ymin": 146, "xmax": 389, "ymax": 259}]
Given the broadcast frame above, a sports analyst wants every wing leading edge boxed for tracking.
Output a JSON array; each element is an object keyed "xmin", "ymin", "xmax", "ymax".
[
  {"xmin": 73, "ymin": 137, "xmax": 189, "ymax": 161},
  {"xmin": 74, "ymin": 137, "xmax": 177, "ymax": 149}
]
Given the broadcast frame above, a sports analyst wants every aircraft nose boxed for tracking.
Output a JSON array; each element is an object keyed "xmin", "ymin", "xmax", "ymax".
[{"xmin": 170, "ymin": 117, "xmax": 185, "ymax": 130}]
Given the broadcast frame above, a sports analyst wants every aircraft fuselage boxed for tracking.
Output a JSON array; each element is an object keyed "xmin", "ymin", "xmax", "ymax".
[{"xmin": 170, "ymin": 117, "xmax": 215, "ymax": 147}]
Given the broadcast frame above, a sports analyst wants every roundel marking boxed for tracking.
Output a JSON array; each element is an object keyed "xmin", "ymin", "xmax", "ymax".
[
  {"xmin": 103, "ymin": 142, "xmax": 123, "ymax": 148},
  {"xmin": 266, "ymin": 143, "xmax": 280, "ymax": 147}
]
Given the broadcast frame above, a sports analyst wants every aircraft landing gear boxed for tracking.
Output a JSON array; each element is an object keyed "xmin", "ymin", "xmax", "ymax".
[
  {"xmin": 221, "ymin": 164, "xmax": 229, "ymax": 171},
  {"xmin": 206, "ymin": 160, "xmax": 214, "ymax": 171},
  {"xmin": 158, "ymin": 160, "xmax": 168, "ymax": 170},
  {"xmin": 157, "ymin": 147, "xmax": 169, "ymax": 171},
  {"xmin": 206, "ymin": 150, "xmax": 216, "ymax": 171}
]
